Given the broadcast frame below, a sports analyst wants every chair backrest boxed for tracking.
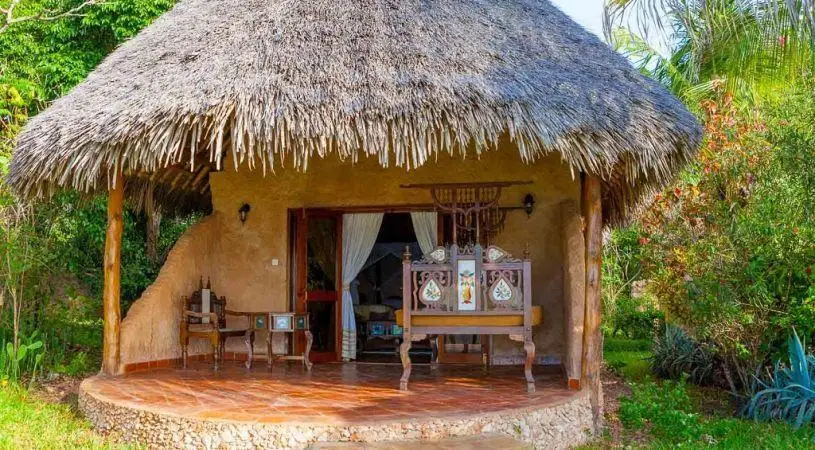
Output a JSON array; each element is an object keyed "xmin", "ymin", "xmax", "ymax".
[
  {"xmin": 183, "ymin": 287, "xmax": 227, "ymax": 329},
  {"xmin": 402, "ymin": 244, "xmax": 532, "ymax": 315}
]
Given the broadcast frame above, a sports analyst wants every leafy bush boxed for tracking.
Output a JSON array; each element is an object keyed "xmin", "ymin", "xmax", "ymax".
[
  {"xmin": 634, "ymin": 89, "xmax": 815, "ymax": 393},
  {"xmin": 602, "ymin": 228, "xmax": 665, "ymax": 341},
  {"xmin": 0, "ymin": 332, "xmax": 44, "ymax": 385},
  {"xmin": 608, "ymin": 295, "xmax": 664, "ymax": 340},
  {"xmin": 651, "ymin": 325, "xmax": 714, "ymax": 385},
  {"xmin": 746, "ymin": 330, "xmax": 815, "ymax": 427}
]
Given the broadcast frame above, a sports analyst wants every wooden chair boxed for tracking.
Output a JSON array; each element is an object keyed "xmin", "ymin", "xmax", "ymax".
[{"xmin": 180, "ymin": 284, "xmax": 254, "ymax": 370}]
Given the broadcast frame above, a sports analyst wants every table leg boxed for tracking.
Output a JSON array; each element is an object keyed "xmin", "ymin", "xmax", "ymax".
[
  {"xmin": 244, "ymin": 330, "xmax": 254, "ymax": 369},
  {"xmin": 304, "ymin": 330, "xmax": 313, "ymax": 371},
  {"xmin": 266, "ymin": 331, "xmax": 274, "ymax": 369}
]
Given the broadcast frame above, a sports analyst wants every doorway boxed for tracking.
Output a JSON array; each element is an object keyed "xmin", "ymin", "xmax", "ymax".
[
  {"xmin": 290, "ymin": 208, "xmax": 485, "ymax": 365},
  {"xmin": 353, "ymin": 213, "xmax": 431, "ymax": 363},
  {"xmin": 291, "ymin": 209, "xmax": 342, "ymax": 362}
]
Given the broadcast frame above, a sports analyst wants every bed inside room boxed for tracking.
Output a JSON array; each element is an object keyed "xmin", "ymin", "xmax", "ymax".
[{"xmin": 352, "ymin": 213, "xmax": 431, "ymax": 363}]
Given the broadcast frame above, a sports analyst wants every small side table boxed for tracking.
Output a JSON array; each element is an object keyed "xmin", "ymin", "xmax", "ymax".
[{"xmin": 250, "ymin": 312, "xmax": 313, "ymax": 370}]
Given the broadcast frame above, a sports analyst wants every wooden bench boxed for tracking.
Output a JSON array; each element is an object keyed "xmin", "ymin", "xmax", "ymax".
[{"xmin": 398, "ymin": 244, "xmax": 539, "ymax": 393}]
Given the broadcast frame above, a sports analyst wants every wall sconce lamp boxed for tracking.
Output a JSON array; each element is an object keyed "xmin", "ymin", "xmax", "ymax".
[
  {"xmin": 523, "ymin": 193, "xmax": 535, "ymax": 218},
  {"xmin": 239, "ymin": 203, "xmax": 251, "ymax": 224}
]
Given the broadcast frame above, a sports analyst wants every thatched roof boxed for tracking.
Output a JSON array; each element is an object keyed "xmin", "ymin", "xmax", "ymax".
[{"xmin": 9, "ymin": 0, "xmax": 701, "ymax": 224}]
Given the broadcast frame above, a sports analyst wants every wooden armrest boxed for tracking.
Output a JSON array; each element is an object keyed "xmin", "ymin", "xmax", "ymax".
[
  {"xmin": 224, "ymin": 309, "xmax": 251, "ymax": 318},
  {"xmin": 182, "ymin": 310, "xmax": 218, "ymax": 325}
]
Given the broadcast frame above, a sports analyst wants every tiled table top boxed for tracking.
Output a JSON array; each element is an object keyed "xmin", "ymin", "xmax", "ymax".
[{"xmin": 82, "ymin": 362, "xmax": 576, "ymax": 425}]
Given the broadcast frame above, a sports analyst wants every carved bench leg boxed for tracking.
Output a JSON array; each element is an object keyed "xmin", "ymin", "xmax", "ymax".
[
  {"xmin": 524, "ymin": 337, "xmax": 536, "ymax": 393},
  {"xmin": 510, "ymin": 333, "xmax": 536, "ymax": 393},
  {"xmin": 399, "ymin": 335, "xmax": 412, "ymax": 391}
]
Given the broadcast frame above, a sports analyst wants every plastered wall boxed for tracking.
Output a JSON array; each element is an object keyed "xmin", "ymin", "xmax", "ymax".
[
  {"xmin": 120, "ymin": 215, "xmax": 220, "ymax": 368},
  {"xmin": 121, "ymin": 145, "xmax": 587, "ymax": 366}
]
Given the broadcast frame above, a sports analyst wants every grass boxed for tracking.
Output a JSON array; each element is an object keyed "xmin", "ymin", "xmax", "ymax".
[
  {"xmin": 0, "ymin": 385, "xmax": 130, "ymax": 449},
  {"xmin": 595, "ymin": 337, "xmax": 815, "ymax": 449},
  {"xmin": 604, "ymin": 337, "xmax": 652, "ymax": 381}
]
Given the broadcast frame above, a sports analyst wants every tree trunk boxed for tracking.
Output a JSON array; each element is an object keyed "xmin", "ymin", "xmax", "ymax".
[
  {"xmin": 581, "ymin": 174, "xmax": 603, "ymax": 432},
  {"xmin": 102, "ymin": 171, "xmax": 124, "ymax": 376}
]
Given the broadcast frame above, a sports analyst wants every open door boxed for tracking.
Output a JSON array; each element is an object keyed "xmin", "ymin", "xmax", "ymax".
[{"xmin": 292, "ymin": 209, "xmax": 342, "ymax": 363}]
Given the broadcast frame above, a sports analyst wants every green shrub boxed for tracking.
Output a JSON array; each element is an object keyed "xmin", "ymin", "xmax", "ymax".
[
  {"xmin": 636, "ymin": 90, "xmax": 815, "ymax": 394},
  {"xmin": 651, "ymin": 324, "xmax": 714, "ymax": 384},
  {"xmin": 0, "ymin": 332, "xmax": 44, "ymax": 385},
  {"xmin": 608, "ymin": 295, "xmax": 664, "ymax": 340},
  {"xmin": 746, "ymin": 330, "xmax": 815, "ymax": 428}
]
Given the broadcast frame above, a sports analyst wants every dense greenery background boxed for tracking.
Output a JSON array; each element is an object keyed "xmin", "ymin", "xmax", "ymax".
[
  {"xmin": 0, "ymin": 0, "xmax": 814, "ymax": 439},
  {"xmin": 0, "ymin": 0, "xmax": 182, "ymax": 376}
]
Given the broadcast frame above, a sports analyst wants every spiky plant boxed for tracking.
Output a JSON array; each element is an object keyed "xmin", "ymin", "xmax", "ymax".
[
  {"xmin": 651, "ymin": 324, "xmax": 714, "ymax": 384},
  {"xmin": 746, "ymin": 329, "xmax": 815, "ymax": 428}
]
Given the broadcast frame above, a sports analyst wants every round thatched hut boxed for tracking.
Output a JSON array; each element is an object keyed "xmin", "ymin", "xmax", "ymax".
[{"xmin": 9, "ymin": 0, "xmax": 700, "ymax": 447}]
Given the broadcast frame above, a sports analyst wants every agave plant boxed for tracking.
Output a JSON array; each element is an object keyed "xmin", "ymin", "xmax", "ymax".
[
  {"xmin": 746, "ymin": 329, "xmax": 815, "ymax": 428},
  {"xmin": 651, "ymin": 324, "xmax": 714, "ymax": 384}
]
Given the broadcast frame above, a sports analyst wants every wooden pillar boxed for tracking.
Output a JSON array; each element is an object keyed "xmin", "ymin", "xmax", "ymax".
[
  {"xmin": 101, "ymin": 171, "xmax": 125, "ymax": 376},
  {"xmin": 581, "ymin": 174, "xmax": 603, "ymax": 430}
]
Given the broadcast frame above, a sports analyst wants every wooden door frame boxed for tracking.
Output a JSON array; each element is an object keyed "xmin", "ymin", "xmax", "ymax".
[{"xmin": 291, "ymin": 208, "xmax": 343, "ymax": 363}]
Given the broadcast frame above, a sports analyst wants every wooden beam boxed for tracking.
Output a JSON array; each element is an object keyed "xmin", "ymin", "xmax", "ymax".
[
  {"xmin": 101, "ymin": 171, "xmax": 125, "ymax": 376},
  {"xmin": 581, "ymin": 174, "xmax": 603, "ymax": 430}
]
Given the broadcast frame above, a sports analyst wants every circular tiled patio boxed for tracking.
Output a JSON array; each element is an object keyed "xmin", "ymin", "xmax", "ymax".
[{"xmin": 79, "ymin": 362, "xmax": 593, "ymax": 449}]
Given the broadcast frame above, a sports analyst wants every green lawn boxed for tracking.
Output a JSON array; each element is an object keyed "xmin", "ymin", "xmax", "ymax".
[
  {"xmin": 595, "ymin": 338, "xmax": 815, "ymax": 449},
  {"xmin": 0, "ymin": 385, "xmax": 130, "ymax": 450}
]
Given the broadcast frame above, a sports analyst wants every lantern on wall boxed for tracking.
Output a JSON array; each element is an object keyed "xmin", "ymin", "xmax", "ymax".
[{"xmin": 239, "ymin": 203, "xmax": 251, "ymax": 224}]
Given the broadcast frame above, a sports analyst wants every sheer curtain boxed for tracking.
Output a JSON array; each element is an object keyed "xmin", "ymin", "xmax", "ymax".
[
  {"xmin": 410, "ymin": 212, "xmax": 438, "ymax": 256},
  {"xmin": 341, "ymin": 213, "xmax": 384, "ymax": 361}
]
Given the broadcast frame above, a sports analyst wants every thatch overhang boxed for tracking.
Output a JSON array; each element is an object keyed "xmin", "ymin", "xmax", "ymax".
[{"xmin": 8, "ymin": 0, "xmax": 701, "ymax": 225}]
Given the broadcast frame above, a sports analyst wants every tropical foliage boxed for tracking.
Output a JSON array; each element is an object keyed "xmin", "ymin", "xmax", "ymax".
[
  {"xmin": 651, "ymin": 324, "xmax": 714, "ymax": 384},
  {"xmin": 601, "ymin": 0, "xmax": 815, "ymax": 435},
  {"xmin": 746, "ymin": 330, "xmax": 815, "ymax": 427},
  {"xmin": 0, "ymin": 0, "xmax": 183, "ymax": 381},
  {"xmin": 605, "ymin": 0, "xmax": 815, "ymax": 106}
]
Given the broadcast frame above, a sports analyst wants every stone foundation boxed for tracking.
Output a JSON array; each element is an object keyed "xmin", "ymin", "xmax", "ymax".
[{"xmin": 79, "ymin": 380, "xmax": 593, "ymax": 449}]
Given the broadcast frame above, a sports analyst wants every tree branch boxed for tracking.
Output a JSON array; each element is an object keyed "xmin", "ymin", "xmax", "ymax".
[{"xmin": 0, "ymin": 0, "xmax": 102, "ymax": 34}]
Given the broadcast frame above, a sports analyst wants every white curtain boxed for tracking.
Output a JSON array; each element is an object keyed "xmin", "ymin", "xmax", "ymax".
[
  {"xmin": 411, "ymin": 212, "xmax": 438, "ymax": 256},
  {"xmin": 341, "ymin": 213, "xmax": 384, "ymax": 361}
]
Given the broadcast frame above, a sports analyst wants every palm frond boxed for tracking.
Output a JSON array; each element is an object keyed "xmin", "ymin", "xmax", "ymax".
[{"xmin": 605, "ymin": 0, "xmax": 815, "ymax": 101}]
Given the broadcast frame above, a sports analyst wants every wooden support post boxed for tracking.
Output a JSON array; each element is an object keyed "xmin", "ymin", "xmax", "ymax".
[
  {"xmin": 101, "ymin": 171, "xmax": 124, "ymax": 376},
  {"xmin": 581, "ymin": 174, "xmax": 603, "ymax": 431}
]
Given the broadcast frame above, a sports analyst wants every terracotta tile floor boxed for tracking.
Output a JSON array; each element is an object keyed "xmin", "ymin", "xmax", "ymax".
[{"xmin": 82, "ymin": 362, "xmax": 576, "ymax": 425}]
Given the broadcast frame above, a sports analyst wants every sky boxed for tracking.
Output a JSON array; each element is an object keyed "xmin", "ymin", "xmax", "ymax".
[{"xmin": 551, "ymin": 0, "xmax": 606, "ymax": 39}]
